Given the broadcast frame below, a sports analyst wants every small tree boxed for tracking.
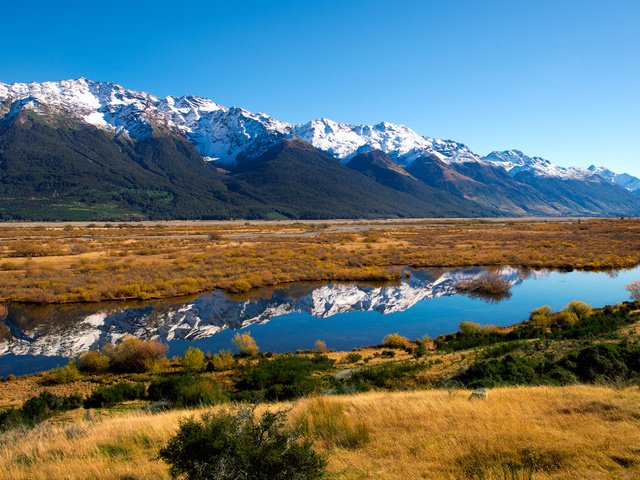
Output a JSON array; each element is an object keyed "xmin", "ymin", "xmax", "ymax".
[
  {"xmin": 458, "ymin": 322, "xmax": 483, "ymax": 336},
  {"xmin": 382, "ymin": 333, "xmax": 411, "ymax": 349},
  {"xmin": 314, "ymin": 339, "xmax": 328, "ymax": 353},
  {"xmin": 182, "ymin": 347, "xmax": 205, "ymax": 372},
  {"xmin": 159, "ymin": 408, "xmax": 326, "ymax": 480},
  {"xmin": 626, "ymin": 280, "xmax": 640, "ymax": 301},
  {"xmin": 209, "ymin": 350, "xmax": 235, "ymax": 371},
  {"xmin": 564, "ymin": 301, "xmax": 592, "ymax": 320},
  {"xmin": 529, "ymin": 306, "xmax": 553, "ymax": 324},
  {"xmin": 77, "ymin": 351, "xmax": 110, "ymax": 373},
  {"xmin": 104, "ymin": 337, "xmax": 168, "ymax": 373},
  {"xmin": 231, "ymin": 332, "xmax": 259, "ymax": 357},
  {"xmin": 51, "ymin": 361, "xmax": 82, "ymax": 384}
]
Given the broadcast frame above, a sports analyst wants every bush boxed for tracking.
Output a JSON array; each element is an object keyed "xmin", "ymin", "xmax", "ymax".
[
  {"xmin": 553, "ymin": 311, "xmax": 579, "ymax": 327},
  {"xmin": 344, "ymin": 362, "xmax": 427, "ymax": 391},
  {"xmin": 77, "ymin": 351, "xmax": 111, "ymax": 373},
  {"xmin": 51, "ymin": 361, "xmax": 82, "ymax": 384},
  {"xmin": 530, "ymin": 306, "xmax": 553, "ymax": 324},
  {"xmin": 148, "ymin": 375, "xmax": 227, "ymax": 407},
  {"xmin": 1, "ymin": 392, "xmax": 82, "ymax": 431},
  {"xmin": 207, "ymin": 349, "xmax": 235, "ymax": 371},
  {"xmin": 231, "ymin": 332, "xmax": 259, "ymax": 357},
  {"xmin": 314, "ymin": 339, "xmax": 328, "ymax": 353},
  {"xmin": 382, "ymin": 333, "xmax": 412, "ymax": 350},
  {"xmin": 83, "ymin": 383, "xmax": 146, "ymax": 408},
  {"xmin": 159, "ymin": 408, "xmax": 326, "ymax": 480},
  {"xmin": 344, "ymin": 352, "xmax": 363, "ymax": 363},
  {"xmin": 181, "ymin": 347, "xmax": 205, "ymax": 372},
  {"xmin": 237, "ymin": 355, "xmax": 334, "ymax": 401},
  {"xmin": 564, "ymin": 301, "xmax": 592, "ymax": 320},
  {"xmin": 104, "ymin": 337, "xmax": 168, "ymax": 373}
]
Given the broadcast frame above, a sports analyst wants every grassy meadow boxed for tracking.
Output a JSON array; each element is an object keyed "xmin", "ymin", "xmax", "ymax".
[
  {"xmin": 0, "ymin": 218, "xmax": 639, "ymax": 303},
  {"xmin": 1, "ymin": 387, "xmax": 639, "ymax": 480}
]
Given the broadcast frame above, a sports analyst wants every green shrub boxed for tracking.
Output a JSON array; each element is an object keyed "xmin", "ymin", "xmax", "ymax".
[
  {"xmin": 231, "ymin": 332, "xmax": 259, "ymax": 357},
  {"xmin": 207, "ymin": 349, "xmax": 235, "ymax": 371},
  {"xmin": 181, "ymin": 347, "xmax": 205, "ymax": 372},
  {"xmin": 76, "ymin": 351, "xmax": 110, "ymax": 373},
  {"xmin": 159, "ymin": 408, "xmax": 326, "ymax": 480},
  {"xmin": 0, "ymin": 392, "xmax": 82, "ymax": 431},
  {"xmin": 344, "ymin": 352, "xmax": 363, "ymax": 364},
  {"xmin": 104, "ymin": 337, "xmax": 168, "ymax": 373},
  {"xmin": 148, "ymin": 375, "xmax": 227, "ymax": 407},
  {"xmin": 84, "ymin": 383, "xmax": 146, "ymax": 408},
  {"xmin": 237, "ymin": 355, "xmax": 334, "ymax": 401},
  {"xmin": 344, "ymin": 362, "xmax": 427, "ymax": 391},
  {"xmin": 51, "ymin": 361, "xmax": 82, "ymax": 384}
]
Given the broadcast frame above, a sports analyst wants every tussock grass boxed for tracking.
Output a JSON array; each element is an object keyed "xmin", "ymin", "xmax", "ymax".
[
  {"xmin": 0, "ymin": 218, "xmax": 639, "ymax": 303},
  {"xmin": 1, "ymin": 386, "xmax": 639, "ymax": 479}
]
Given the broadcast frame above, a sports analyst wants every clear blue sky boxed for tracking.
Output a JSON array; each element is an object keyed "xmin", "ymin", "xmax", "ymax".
[{"xmin": 2, "ymin": 0, "xmax": 639, "ymax": 174}]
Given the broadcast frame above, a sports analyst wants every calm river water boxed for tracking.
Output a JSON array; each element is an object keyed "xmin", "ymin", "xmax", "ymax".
[{"xmin": 0, "ymin": 266, "xmax": 638, "ymax": 376}]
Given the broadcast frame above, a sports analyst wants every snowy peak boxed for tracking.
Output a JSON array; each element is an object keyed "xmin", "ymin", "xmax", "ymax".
[
  {"xmin": 484, "ymin": 150, "xmax": 596, "ymax": 181},
  {"xmin": 0, "ymin": 78, "xmax": 637, "ymax": 190},
  {"xmin": 588, "ymin": 165, "xmax": 640, "ymax": 192},
  {"xmin": 293, "ymin": 119, "xmax": 484, "ymax": 166}
]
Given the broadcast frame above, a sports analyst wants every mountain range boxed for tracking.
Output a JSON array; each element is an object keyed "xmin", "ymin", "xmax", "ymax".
[{"xmin": 0, "ymin": 78, "xmax": 639, "ymax": 220}]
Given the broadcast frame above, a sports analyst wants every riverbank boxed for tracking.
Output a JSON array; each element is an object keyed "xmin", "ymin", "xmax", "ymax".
[
  {"xmin": 1, "ymin": 298, "xmax": 639, "ymax": 478},
  {"xmin": 0, "ymin": 218, "xmax": 639, "ymax": 304}
]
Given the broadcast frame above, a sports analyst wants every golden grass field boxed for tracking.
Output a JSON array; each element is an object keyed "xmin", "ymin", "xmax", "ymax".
[
  {"xmin": 0, "ymin": 218, "xmax": 639, "ymax": 303},
  {"xmin": 1, "ymin": 386, "xmax": 639, "ymax": 480}
]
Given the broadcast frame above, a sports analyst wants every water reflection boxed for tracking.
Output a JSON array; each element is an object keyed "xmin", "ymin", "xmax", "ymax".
[{"xmin": 0, "ymin": 267, "xmax": 532, "ymax": 358}]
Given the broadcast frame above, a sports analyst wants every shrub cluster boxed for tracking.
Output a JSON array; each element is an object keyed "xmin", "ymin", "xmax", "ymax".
[
  {"xmin": 0, "ymin": 392, "xmax": 82, "ymax": 431},
  {"xmin": 103, "ymin": 337, "xmax": 168, "ymax": 373},
  {"xmin": 456, "ymin": 341, "xmax": 640, "ymax": 388},
  {"xmin": 148, "ymin": 375, "xmax": 227, "ymax": 407},
  {"xmin": 436, "ymin": 300, "xmax": 640, "ymax": 352},
  {"xmin": 207, "ymin": 349, "xmax": 235, "ymax": 371},
  {"xmin": 236, "ymin": 355, "xmax": 334, "ymax": 401},
  {"xmin": 159, "ymin": 408, "xmax": 326, "ymax": 480},
  {"xmin": 83, "ymin": 383, "xmax": 146, "ymax": 408}
]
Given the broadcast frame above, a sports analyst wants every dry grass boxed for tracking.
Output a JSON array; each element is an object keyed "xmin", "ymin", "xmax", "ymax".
[
  {"xmin": 1, "ymin": 386, "xmax": 639, "ymax": 479},
  {"xmin": 0, "ymin": 218, "xmax": 639, "ymax": 303}
]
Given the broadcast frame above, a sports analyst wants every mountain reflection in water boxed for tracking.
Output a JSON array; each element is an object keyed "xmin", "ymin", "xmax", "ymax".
[{"xmin": 0, "ymin": 267, "xmax": 532, "ymax": 358}]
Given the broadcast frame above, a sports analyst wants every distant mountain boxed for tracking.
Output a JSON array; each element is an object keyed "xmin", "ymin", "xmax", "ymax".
[
  {"xmin": 587, "ymin": 165, "xmax": 640, "ymax": 192},
  {"xmin": 226, "ymin": 139, "xmax": 479, "ymax": 218},
  {"xmin": 345, "ymin": 149, "xmax": 489, "ymax": 216},
  {"xmin": 0, "ymin": 78, "xmax": 639, "ymax": 219}
]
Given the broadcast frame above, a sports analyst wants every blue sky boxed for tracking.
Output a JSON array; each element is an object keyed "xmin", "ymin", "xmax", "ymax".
[{"xmin": 2, "ymin": 0, "xmax": 639, "ymax": 174}]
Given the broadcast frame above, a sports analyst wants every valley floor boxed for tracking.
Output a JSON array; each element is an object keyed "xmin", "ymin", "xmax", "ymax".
[
  {"xmin": 0, "ymin": 217, "xmax": 639, "ymax": 303},
  {"xmin": 1, "ymin": 386, "xmax": 639, "ymax": 480}
]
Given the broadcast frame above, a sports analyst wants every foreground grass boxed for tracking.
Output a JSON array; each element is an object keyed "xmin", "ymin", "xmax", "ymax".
[
  {"xmin": 0, "ymin": 218, "xmax": 639, "ymax": 303},
  {"xmin": 1, "ymin": 386, "xmax": 639, "ymax": 480}
]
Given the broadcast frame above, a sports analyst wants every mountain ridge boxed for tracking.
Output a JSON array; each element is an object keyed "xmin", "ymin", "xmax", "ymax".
[{"xmin": 1, "ymin": 78, "xmax": 639, "ymax": 220}]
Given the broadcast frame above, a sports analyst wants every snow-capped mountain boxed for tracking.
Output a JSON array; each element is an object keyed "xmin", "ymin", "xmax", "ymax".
[
  {"xmin": 0, "ymin": 78, "xmax": 484, "ymax": 166},
  {"xmin": 483, "ymin": 150, "xmax": 598, "ymax": 181},
  {"xmin": 588, "ymin": 166, "xmax": 640, "ymax": 192},
  {"xmin": 0, "ymin": 267, "xmax": 530, "ymax": 358},
  {"xmin": 1, "ymin": 77, "xmax": 639, "ymax": 219}
]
